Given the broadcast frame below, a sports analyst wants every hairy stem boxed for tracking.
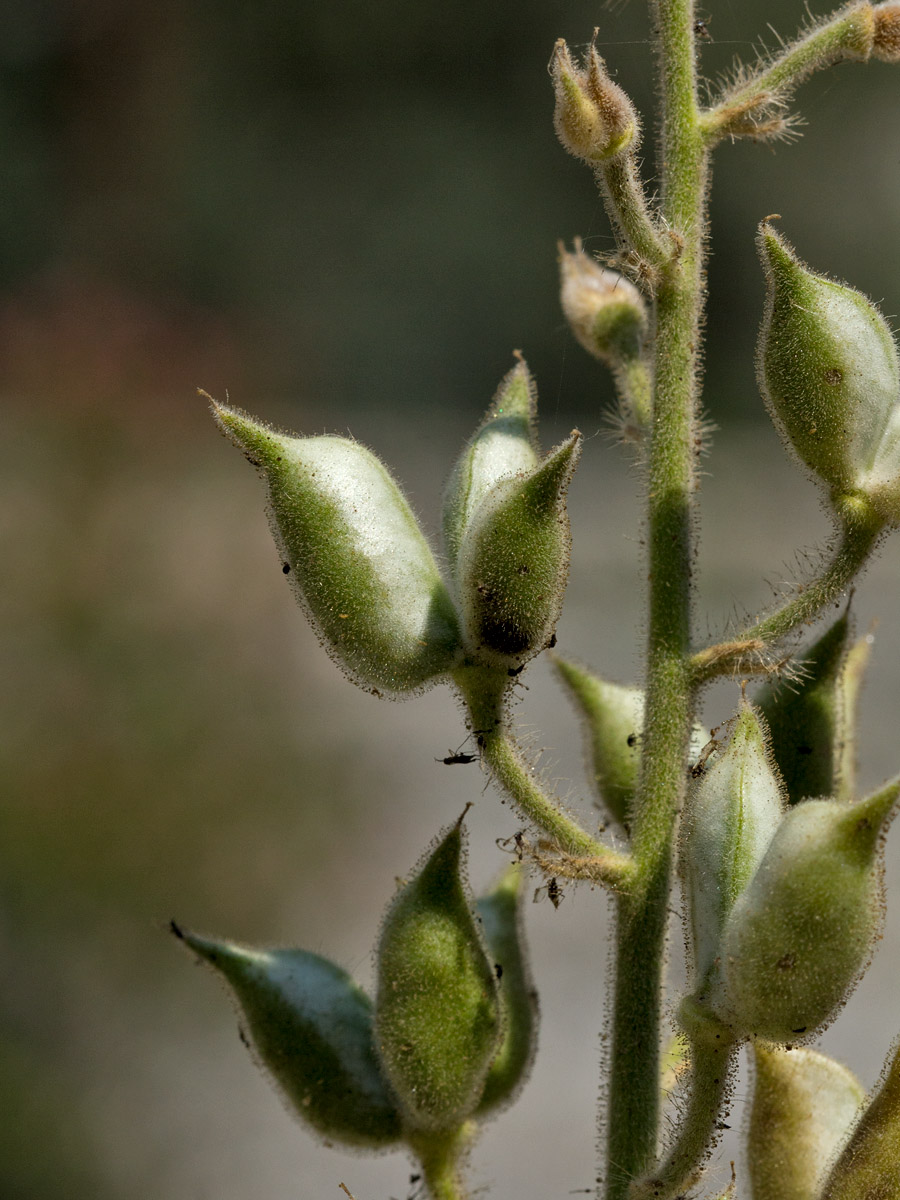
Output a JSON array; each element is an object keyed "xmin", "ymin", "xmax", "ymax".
[
  {"xmin": 701, "ymin": 1, "xmax": 876, "ymax": 142},
  {"xmin": 408, "ymin": 1126, "xmax": 473, "ymax": 1200},
  {"xmin": 453, "ymin": 665, "xmax": 633, "ymax": 884},
  {"xmin": 604, "ymin": 1, "xmax": 706, "ymax": 1196},
  {"xmin": 596, "ymin": 154, "xmax": 669, "ymax": 272}
]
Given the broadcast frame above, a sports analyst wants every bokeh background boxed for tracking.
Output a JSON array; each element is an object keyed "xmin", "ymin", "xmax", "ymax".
[{"xmin": 2, "ymin": 0, "xmax": 899, "ymax": 1196}]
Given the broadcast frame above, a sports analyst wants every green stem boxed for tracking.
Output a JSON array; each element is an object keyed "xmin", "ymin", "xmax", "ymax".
[
  {"xmin": 701, "ymin": 2, "xmax": 876, "ymax": 142},
  {"xmin": 690, "ymin": 500, "xmax": 884, "ymax": 685},
  {"xmin": 604, "ymin": 1, "xmax": 706, "ymax": 1196},
  {"xmin": 453, "ymin": 665, "xmax": 632, "ymax": 885},
  {"xmin": 596, "ymin": 155, "xmax": 669, "ymax": 272},
  {"xmin": 614, "ymin": 356, "xmax": 653, "ymax": 435},
  {"xmin": 630, "ymin": 1002, "xmax": 739, "ymax": 1200},
  {"xmin": 408, "ymin": 1125, "xmax": 473, "ymax": 1200}
]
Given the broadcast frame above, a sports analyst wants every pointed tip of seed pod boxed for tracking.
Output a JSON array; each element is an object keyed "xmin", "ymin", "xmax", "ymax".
[
  {"xmin": 856, "ymin": 773, "xmax": 900, "ymax": 830},
  {"xmin": 524, "ymin": 431, "xmax": 582, "ymax": 507},
  {"xmin": 487, "ymin": 355, "xmax": 537, "ymax": 428},
  {"xmin": 757, "ymin": 221, "xmax": 803, "ymax": 284}
]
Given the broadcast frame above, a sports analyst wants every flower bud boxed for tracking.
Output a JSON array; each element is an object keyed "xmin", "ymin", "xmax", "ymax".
[
  {"xmin": 375, "ymin": 818, "xmax": 502, "ymax": 1133},
  {"xmin": 443, "ymin": 358, "xmax": 539, "ymax": 584},
  {"xmin": 757, "ymin": 224, "xmax": 900, "ymax": 501},
  {"xmin": 211, "ymin": 401, "xmax": 461, "ymax": 695},
  {"xmin": 551, "ymin": 40, "xmax": 639, "ymax": 164},
  {"xmin": 756, "ymin": 614, "xmax": 852, "ymax": 805},
  {"xmin": 821, "ymin": 1039, "xmax": 900, "ymax": 1199},
  {"xmin": 553, "ymin": 659, "xmax": 709, "ymax": 829},
  {"xmin": 748, "ymin": 1043, "xmax": 864, "ymax": 1200},
  {"xmin": 559, "ymin": 240, "xmax": 647, "ymax": 368},
  {"xmin": 873, "ymin": 3, "xmax": 900, "ymax": 61},
  {"xmin": 457, "ymin": 432, "xmax": 581, "ymax": 669},
  {"xmin": 712, "ymin": 776, "xmax": 900, "ymax": 1041},
  {"xmin": 474, "ymin": 864, "xmax": 538, "ymax": 1116},
  {"xmin": 681, "ymin": 703, "xmax": 785, "ymax": 987},
  {"xmin": 172, "ymin": 925, "xmax": 402, "ymax": 1147}
]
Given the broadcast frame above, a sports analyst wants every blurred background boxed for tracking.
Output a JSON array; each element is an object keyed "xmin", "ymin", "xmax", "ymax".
[{"xmin": 2, "ymin": 0, "xmax": 899, "ymax": 1196}]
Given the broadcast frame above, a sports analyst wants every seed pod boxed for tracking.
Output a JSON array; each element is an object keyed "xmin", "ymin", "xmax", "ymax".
[
  {"xmin": 757, "ymin": 224, "xmax": 900, "ymax": 499},
  {"xmin": 550, "ymin": 40, "xmax": 639, "ymax": 164},
  {"xmin": 443, "ymin": 358, "xmax": 539, "ymax": 583},
  {"xmin": 558, "ymin": 241, "xmax": 647, "ymax": 369},
  {"xmin": 212, "ymin": 401, "xmax": 461, "ymax": 695},
  {"xmin": 474, "ymin": 864, "xmax": 538, "ymax": 1116},
  {"xmin": 457, "ymin": 433, "xmax": 581, "ymax": 669},
  {"xmin": 756, "ymin": 614, "xmax": 852, "ymax": 805},
  {"xmin": 375, "ymin": 819, "xmax": 502, "ymax": 1133},
  {"xmin": 712, "ymin": 776, "xmax": 900, "ymax": 1041},
  {"xmin": 874, "ymin": 3, "xmax": 900, "ymax": 62},
  {"xmin": 172, "ymin": 926, "xmax": 402, "ymax": 1147},
  {"xmin": 821, "ymin": 1039, "xmax": 900, "ymax": 1199},
  {"xmin": 834, "ymin": 630, "xmax": 874, "ymax": 802},
  {"xmin": 749, "ymin": 1043, "xmax": 864, "ymax": 1200},
  {"xmin": 681, "ymin": 703, "xmax": 785, "ymax": 988}
]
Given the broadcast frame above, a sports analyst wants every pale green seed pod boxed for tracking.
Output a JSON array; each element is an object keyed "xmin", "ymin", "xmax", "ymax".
[
  {"xmin": 821, "ymin": 1039, "xmax": 900, "ymax": 1199},
  {"xmin": 756, "ymin": 614, "xmax": 852, "ymax": 805},
  {"xmin": 712, "ymin": 776, "xmax": 900, "ymax": 1041},
  {"xmin": 554, "ymin": 658, "xmax": 708, "ymax": 829},
  {"xmin": 558, "ymin": 240, "xmax": 647, "ymax": 369},
  {"xmin": 757, "ymin": 224, "xmax": 900, "ymax": 500},
  {"xmin": 457, "ymin": 433, "xmax": 581, "ymax": 669},
  {"xmin": 681, "ymin": 703, "xmax": 785, "ymax": 988},
  {"xmin": 375, "ymin": 819, "xmax": 502, "ymax": 1133},
  {"xmin": 212, "ymin": 401, "xmax": 461, "ymax": 695},
  {"xmin": 550, "ymin": 40, "xmax": 639, "ymax": 164},
  {"xmin": 834, "ymin": 630, "xmax": 874, "ymax": 802},
  {"xmin": 474, "ymin": 864, "xmax": 538, "ymax": 1116},
  {"xmin": 748, "ymin": 1043, "xmax": 864, "ymax": 1200},
  {"xmin": 443, "ymin": 358, "xmax": 539, "ymax": 583},
  {"xmin": 172, "ymin": 926, "xmax": 402, "ymax": 1147}
]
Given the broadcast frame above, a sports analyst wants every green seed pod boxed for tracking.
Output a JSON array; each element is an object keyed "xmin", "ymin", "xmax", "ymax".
[
  {"xmin": 681, "ymin": 703, "xmax": 785, "ymax": 987},
  {"xmin": 558, "ymin": 240, "xmax": 647, "ymax": 369},
  {"xmin": 749, "ymin": 1043, "xmax": 864, "ymax": 1200},
  {"xmin": 712, "ymin": 776, "xmax": 900, "ymax": 1041},
  {"xmin": 211, "ymin": 401, "xmax": 461, "ymax": 695},
  {"xmin": 474, "ymin": 864, "xmax": 538, "ymax": 1116},
  {"xmin": 457, "ymin": 433, "xmax": 581, "ymax": 669},
  {"xmin": 821, "ymin": 1039, "xmax": 900, "ymax": 1199},
  {"xmin": 443, "ymin": 358, "xmax": 539, "ymax": 583},
  {"xmin": 553, "ymin": 658, "xmax": 709, "ymax": 829},
  {"xmin": 757, "ymin": 224, "xmax": 900, "ymax": 498},
  {"xmin": 375, "ymin": 818, "xmax": 502, "ymax": 1133},
  {"xmin": 172, "ymin": 926, "xmax": 402, "ymax": 1147},
  {"xmin": 835, "ymin": 630, "xmax": 874, "ymax": 802},
  {"xmin": 756, "ymin": 614, "xmax": 852, "ymax": 805}
]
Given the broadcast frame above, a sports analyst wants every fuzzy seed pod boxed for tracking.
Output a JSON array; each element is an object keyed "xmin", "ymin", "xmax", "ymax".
[
  {"xmin": 550, "ymin": 40, "xmax": 639, "ymax": 164},
  {"xmin": 173, "ymin": 927, "xmax": 402, "ymax": 1147},
  {"xmin": 443, "ymin": 358, "xmax": 539, "ymax": 584},
  {"xmin": 457, "ymin": 433, "xmax": 581, "ymax": 669},
  {"xmin": 681, "ymin": 703, "xmax": 785, "ymax": 988},
  {"xmin": 212, "ymin": 401, "xmax": 461, "ymax": 695},
  {"xmin": 553, "ymin": 659, "xmax": 708, "ymax": 829},
  {"xmin": 474, "ymin": 864, "xmax": 538, "ymax": 1116},
  {"xmin": 821, "ymin": 1039, "xmax": 900, "ymax": 1199},
  {"xmin": 375, "ymin": 819, "xmax": 502, "ymax": 1133},
  {"xmin": 834, "ymin": 630, "xmax": 874, "ymax": 802},
  {"xmin": 873, "ymin": 3, "xmax": 900, "ymax": 61},
  {"xmin": 757, "ymin": 224, "xmax": 900, "ymax": 507},
  {"xmin": 749, "ymin": 1043, "xmax": 864, "ymax": 1200},
  {"xmin": 558, "ymin": 241, "xmax": 647, "ymax": 369},
  {"xmin": 756, "ymin": 614, "xmax": 852, "ymax": 805},
  {"xmin": 712, "ymin": 777, "xmax": 900, "ymax": 1041}
]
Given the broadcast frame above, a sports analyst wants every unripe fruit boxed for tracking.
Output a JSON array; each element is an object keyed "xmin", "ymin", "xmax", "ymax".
[
  {"xmin": 173, "ymin": 926, "xmax": 402, "ymax": 1147},
  {"xmin": 443, "ymin": 358, "xmax": 539, "ymax": 583},
  {"xmin": 749, "ymin": 1043, "xmax": 864, "ymax": 1200},
  {"xmin": 375, "ymin": 819, "xmax": 502, "ymax": 1133},
  {"xmin": 757, "ymin": 224, "xmax": 900, "ymax": 503},
  {"xmin": 457, "ymin": 433, "xmax": 581, "ymax": 669},
  {"xmin": 558, "ymin": 240, "xmax": 647, "ymax": 369},
  {"xmin": 712, "ymin": 777, "xmax": 900, "ymax": 1041},
  {"xmin": 681, "ymin": 703, "xmax": 784, "ymax": 987},
  {"xmin": 212, "ymin": 401, "xmax": 461, "ymax": 695},
  {"xmin": 474, "ymin": 865, "xmax": 538, "ymax": 1116},
  {"xmin": 756, "ymin": 614, "xmax": 852, "ymax": 804},
  {"xmin": 821, "ymin": 1039, "xmax": 900, "ymax": 1199},
  {"xmin": 551, "ymin": 40, "xmax": 639, "ymax": 164}
]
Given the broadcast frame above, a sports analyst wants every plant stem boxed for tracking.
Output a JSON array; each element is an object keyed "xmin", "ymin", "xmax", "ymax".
[
  {"xmin": 604, "ymin": 1, "xmax": 706, "ymax": 1195},
  {"xmin": 453, "ymin": 665, "xmax": 633, "ymax": 884},
  {"xmin": 690, "ymin": 500, "xmax": 884, "ymax": 684},
  {"xmin": 408, "ymin": 1125, "xmax": 473, "ymax": 1200},
  {"xmin": 597, "ymin": 155, "xmax": 669, "ymax": 271}
]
